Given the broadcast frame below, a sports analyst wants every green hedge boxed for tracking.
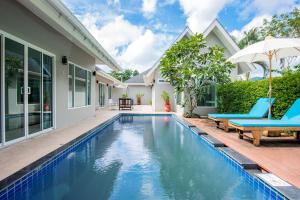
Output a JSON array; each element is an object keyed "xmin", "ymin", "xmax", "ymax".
[{"xmin": 217, "ymin": 71, "xmax": 300, "ymax": 119}]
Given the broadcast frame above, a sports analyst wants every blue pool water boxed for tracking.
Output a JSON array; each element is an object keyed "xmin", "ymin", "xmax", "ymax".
[{"xmin": 4, "ymin": 115, "xmax": 278, "ymax": 199}]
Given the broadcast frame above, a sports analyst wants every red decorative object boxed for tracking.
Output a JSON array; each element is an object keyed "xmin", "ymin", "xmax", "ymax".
[
  {"xmin": 165, "ymin": 103, "xmax": 171, "ymax": 112},
  {"xmin": 44, "ymin": 103, "xmax": 49, "ymax": 111}
]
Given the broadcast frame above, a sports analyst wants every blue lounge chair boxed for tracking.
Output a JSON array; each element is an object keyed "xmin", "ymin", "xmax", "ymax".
[
  {"xmin": 229, "ymin": 99, "xmax": 300, "ymax": 146},
  {"xmin": 208, "ymin": 98, "xmax": 275, "ymax": 132}
]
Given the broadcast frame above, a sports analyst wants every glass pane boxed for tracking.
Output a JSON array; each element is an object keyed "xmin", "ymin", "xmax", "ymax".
[
  {"xmin": 5, "ymin": 38, "xmax": 25, "ymax": 142},
  {"xmin": 68, "ymin": 64, "xmax": 74, "ymax": 108},
  {"xmin": 108, "ymin": 86, "xmax": 112, "ymax": 99},
  {"xmin": 43, "ymin": 54, "xmax": 53, "ymax": 129},
  {"xmin": 87, "ymin": 71, "xmax": 91, "ymax": 105},
  {"xmin": 99, "ymin": 83, "xmax": 105, "ymax": 107},
  {"xmin": 75, "ymin": 67, "xmax": 86, "ymax": 107},
  {"xmin": 0, "ymin": 35, "xmax": 2, "ymax": 144},
  {"xmin": 197, "ymin": 84, "xmax": 216, "ymax": 107},
  {"xmin": 28, "ymin": 48, "xmax": 42, "ymax": 134}
]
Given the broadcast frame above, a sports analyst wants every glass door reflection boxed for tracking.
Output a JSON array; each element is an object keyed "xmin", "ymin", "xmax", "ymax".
[
  {"xmin": 5, "ymin": 38, "xmax": 25, "ymax": 142},
  {"xmin": 28, "ymin": 48, "xmax": 42, "ymax": 135},
  {"xmin": 42, "ymin": 54, "xmax": 53, "ymax": 129}
]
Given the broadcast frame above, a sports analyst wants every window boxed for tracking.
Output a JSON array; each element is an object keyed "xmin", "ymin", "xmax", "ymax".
[
  {"xmin": 68, "ymin": 63, "xmax": 91, "ymax": 108},
  {"xmin": 197, "ymin": 83, "xmax": 216, "ymax": 107},
  {"xmin": 108, "ymin": 85, "xmax": 112, "ymax": 99},
  {"xmin": 99, "ymin": 83, "xmax": 105, "ymax": 107},
  {"xmin": 68, "ymin": 64, "xmax": 74, "ymax": 107}
]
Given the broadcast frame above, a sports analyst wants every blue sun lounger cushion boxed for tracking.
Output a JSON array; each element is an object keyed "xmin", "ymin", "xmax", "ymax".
[
  {"xmin": 229, "ymin": 99, "xmax": 300, "ymax": 127},
  {"xmin": 208, "ymin": 98, "xmax": 275, "ymax": 119}
]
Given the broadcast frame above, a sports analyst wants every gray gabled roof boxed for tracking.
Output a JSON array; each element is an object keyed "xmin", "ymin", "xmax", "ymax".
[{"xmin": 124, "ymin": 68, "xmax": 152, "ymax": 84}]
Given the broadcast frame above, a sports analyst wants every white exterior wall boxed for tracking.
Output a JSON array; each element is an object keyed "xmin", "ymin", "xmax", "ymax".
[
  {"xmin": 153, "ymin": 69, "xmax": 176, "ymax": 112},
  {"xmin": 127, "ymin": 85, "xmax": 152, "ymax": 105},
  {"xmin": 0, "ymin": 0, "xmax": 97, "ymax": 130}
]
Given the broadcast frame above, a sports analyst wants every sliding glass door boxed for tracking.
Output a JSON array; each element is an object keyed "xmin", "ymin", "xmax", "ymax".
[
  {"xmin": 28, "ymin": 47, "xmax": 42, "ymax": 134},
  {"xmin": 5, "ymin": 38, "xmax": 25, "ymax": 142},
  {"xmin": 99, "ymin": 83, "xmax": 105, "ymax": 107},
  {"xmin": 43, "ymin": 54, "xmax": 53, "ymax": 130},
  {"xmin": 2, "ymin": 35, "xmax": 54, "ymax": 144}
]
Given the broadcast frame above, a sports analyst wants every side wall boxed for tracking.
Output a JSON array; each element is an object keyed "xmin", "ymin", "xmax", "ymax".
[
  {"xmin": 153, "ymin": 69, "xmax": 176, "ymax": 112},
  {"xmin": 127, "ymin": 85, "xmax": 152, "ymax": 105},
  {"xmin": 0, "ymin": 0, "xmax": 96, "ymax": 129}
]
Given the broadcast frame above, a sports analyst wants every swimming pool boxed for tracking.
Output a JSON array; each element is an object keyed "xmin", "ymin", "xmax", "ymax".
[{"xmin": 0, "ymin": 115, "xmax": 286, "ymax": 199}]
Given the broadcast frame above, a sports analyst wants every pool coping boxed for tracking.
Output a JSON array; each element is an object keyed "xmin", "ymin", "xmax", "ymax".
[{"xmin": 0, "ymin": 113, "xmax": 299, "ymax": 200}]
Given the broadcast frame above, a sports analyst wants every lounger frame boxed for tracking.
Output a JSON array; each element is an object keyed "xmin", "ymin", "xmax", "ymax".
[
  {"xmin": 209, "ymin": 117, "xmax": 265, "ymax": 132},
  {"xmin": 229, "ymin": 122, "xmax": 300, "ymax": 146}
]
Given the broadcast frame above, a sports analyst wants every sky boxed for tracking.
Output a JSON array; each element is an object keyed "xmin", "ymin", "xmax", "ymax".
[{"xmin": 62, "ymin": 0, "xmax": 300, "ymax": 73}]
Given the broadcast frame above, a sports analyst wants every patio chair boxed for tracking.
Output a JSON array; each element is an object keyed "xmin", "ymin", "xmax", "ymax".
[
  {"xmin": 208, "ymin": 98, "xmax": 275, "ymax": 132},
  {"xmin": 229, "ymin": 99, "xmax": 300, "ymax": 146},
  {"xmin": 108, "ymin": 99, "xmax": 118, "ymax": 110}
]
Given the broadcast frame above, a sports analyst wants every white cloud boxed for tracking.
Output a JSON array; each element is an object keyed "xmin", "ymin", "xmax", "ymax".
[
  {"xmin": 142, "ymin": 0, "xmax": 157, "ymax": 17},
  {"xmin": 81, "ymin": 14, "xmax": 142, "ymax": 55},
  {"xmin": 178, "ymin": 0, "xmax": 233, "ymax": 32},
  {"xmin": 119, "ymin": 30, "xmax": 173, "ymax": 71},
  {"xmin": 241, "ymin": 0, "xmax": 299, "ymax": 19},
  {"xmin": 80, "ymin": 12, "xmax": 173, "ymax": 72},
  {"xmin": 231, "ymin": 0, "xmax": 299, "ymax": 42},
  {"xmin": 230, "ymin": 15, "xmax": 271, "ymax": 41}
]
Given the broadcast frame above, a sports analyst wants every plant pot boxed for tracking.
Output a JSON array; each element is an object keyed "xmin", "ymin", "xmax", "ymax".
[
  {"xmin": 165, "ymin": 104, "xmax": 171, "ymax": 112},
  {"xmin": 137, "ymin": 97, "xmax": 141, "ymax": 105},
  {"xmin": 44, "ymin": 103, "xmax": 49, "ymax": 111}
]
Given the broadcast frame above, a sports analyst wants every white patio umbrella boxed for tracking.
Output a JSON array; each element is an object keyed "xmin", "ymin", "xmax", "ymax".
[{"xmin": 228, "ymin": 36, "xmax": 300, "ymax": 119}]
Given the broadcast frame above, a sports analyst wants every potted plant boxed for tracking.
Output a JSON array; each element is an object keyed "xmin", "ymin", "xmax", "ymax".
[
  {"xmin": 122, "ymin": 93, "xmax": 128, "ymax": 98},
  {"xmin": 161, "ymin": 91, "xmax": 170, "ymax": 112},
  {"xmin": 136, "ymin": 93, "xmax": 144, "ymax": 105}
]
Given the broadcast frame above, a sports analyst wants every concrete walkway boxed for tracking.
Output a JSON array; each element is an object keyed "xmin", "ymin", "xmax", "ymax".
[{"xmin": 186, "ymin": 118, "xmax": 300, "ymax": 189}]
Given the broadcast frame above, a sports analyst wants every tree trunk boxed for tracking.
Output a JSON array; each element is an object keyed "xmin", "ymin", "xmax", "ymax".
[{"xmin": 184, "ymin": 79, "xmax": 197, "ymax": 116}]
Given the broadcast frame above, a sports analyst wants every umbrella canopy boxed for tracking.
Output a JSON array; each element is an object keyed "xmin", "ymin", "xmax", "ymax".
[
  {"xmin": 229, "ymin": 36, "xmax": 300, "ymax": 63},
  {"xmin": 228, "ymin": 36, "xmax": 300, "ymax": 119}
]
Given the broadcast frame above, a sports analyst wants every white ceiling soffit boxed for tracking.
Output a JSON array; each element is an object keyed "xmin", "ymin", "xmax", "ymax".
[
  {"xmin": 18, "ymin": 0, "xmax": 121, "ymax": 71},
  {"xmin": 96, "ymin": 71, "xmax": 127, "ymax": 88}
]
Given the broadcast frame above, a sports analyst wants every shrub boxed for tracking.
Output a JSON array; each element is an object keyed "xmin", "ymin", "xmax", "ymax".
[{"xmin": 217, "ymin": 71, "xmax": 300, "ymax": 119}]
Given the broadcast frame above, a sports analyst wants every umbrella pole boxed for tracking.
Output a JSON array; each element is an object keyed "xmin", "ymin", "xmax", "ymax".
[{"xmin": 268, "ymin": 52, "xmax": 273, "ymax": 119}]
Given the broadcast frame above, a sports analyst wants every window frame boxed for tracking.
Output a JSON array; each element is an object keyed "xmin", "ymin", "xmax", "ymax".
[
  {"xmin": 196, "ymin": 82, "xmax": 217, "ymax": 108},
  {"xmin": 68, "ymin": 61, "xmax": 92, "ymax": 109},
  {"xmin": 0, "ymin": 29, "xmax": 56, "ymax": 147}
]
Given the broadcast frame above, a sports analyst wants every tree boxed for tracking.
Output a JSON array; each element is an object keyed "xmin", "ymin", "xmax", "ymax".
[
  {"xmin": 160, "ymin": 34, "xmax": 234, "ymax": 117},
  {"xmin": 237, "ymin": 8, "xmax": 300, "ymax": 77},
  {"xmin": 238, "ymin": 28, "xmax": 261, "ymax": 49},
  {"xmin": 110, "ymin": 69, "xmax": 139, "ymax": 82}
]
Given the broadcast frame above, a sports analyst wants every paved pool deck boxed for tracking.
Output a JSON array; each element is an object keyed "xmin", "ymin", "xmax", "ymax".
[{"xmin": 185, "ymin": 117, "xmax": 300, "ymax": 189}]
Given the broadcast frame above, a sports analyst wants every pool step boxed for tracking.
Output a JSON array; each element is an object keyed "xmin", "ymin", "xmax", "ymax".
[
  {"xmin": 191, "ymin": 127, "xmax": 207, "ymax": 135},
  {"xmin": 218, "ymin": 147, "xmax": 259, "ymax": 169},
  {"xmin": 201, "ymin": 135, "xmax": 225, "ymax": 147}
]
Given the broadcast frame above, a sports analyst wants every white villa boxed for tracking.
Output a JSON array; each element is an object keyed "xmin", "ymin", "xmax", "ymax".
[
  {"xmin": 125, "ymin": 20, "xmax": 252, "ymax": 115},
  {"xmin": 0, "ymin": 0, "xmax": 123, "ymax": 146}
]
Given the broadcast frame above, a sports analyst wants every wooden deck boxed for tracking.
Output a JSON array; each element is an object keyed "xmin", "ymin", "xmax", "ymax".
[{"xmin": 186, "ymin": 117, "xmax": 300, "ymax": 189}]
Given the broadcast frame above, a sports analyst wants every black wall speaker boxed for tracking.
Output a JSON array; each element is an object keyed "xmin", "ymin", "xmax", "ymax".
[
  {"xmin": 62, "ymin": 56, "xmax": 68, "ymax": 65},
  {"xmin": 93, "ymin": 71, "xmax": 96, "ymax": 76}
]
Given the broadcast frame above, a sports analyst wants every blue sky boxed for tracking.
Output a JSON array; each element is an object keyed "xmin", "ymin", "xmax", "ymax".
[{"xmin": 63, "ymin": 0, "xmax": 300, "ymax": 72}]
